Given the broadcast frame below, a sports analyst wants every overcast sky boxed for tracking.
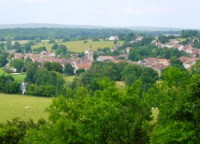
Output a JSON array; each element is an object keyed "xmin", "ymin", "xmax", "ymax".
[{"xmin": 0, "ymin": 0, "xmax": 199, "ymax": 29}]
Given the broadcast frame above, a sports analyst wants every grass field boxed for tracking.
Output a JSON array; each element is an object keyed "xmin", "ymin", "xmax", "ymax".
[
  {"xmin": 0, "ymin": 94, "xmax": 52, "ymax": 123},
  {"xmin": 10, "ymin": 73, "xmax": 26, "ymax": 82},
  {"xmin": 33, "ymin": 40, "xmax": 123, "ymax": 52}
]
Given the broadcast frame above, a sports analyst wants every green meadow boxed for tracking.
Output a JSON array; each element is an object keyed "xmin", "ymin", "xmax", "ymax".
[
  {"xmin": 0, "ymin": 94, "xmax": 52, "ymax": 123},
  {"xmin": 33, "ymin": 40, "xmax": 123, "ymax": 52}
]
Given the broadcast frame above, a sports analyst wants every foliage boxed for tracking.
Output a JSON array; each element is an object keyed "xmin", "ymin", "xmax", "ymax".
[
  {"xmin": 12, "ymin": 42, "xmax": 23, "ymax": 53},
  {"xmin": 170, "ymin": 57, "xmax": 185, "ymax": 70},
  {"xmin": 128, "ymin": 45, "xmax": 187, "ymax": 61},
  {"xmin": 122, "ymin": 64, "xmax": 158, "ymax": 90},
  {"xmin": 25, "ymin": 62, "xmax": 39, "ymax": 83},
  {"xmin": 0, "ymin": 118, "xmax": 46, "ymax": 144},
  {"xmin": 0, "ymin": 51, "xmax": 8, "ymax": 67},
  {"xmin": 10, "ymin": 59, "xmax": 24, "ymax": 73},
  {"xmin": 191, "ymin": 59, "xmax": 200, "ymax": 74},
  {"xmin": 0, "ymin": 75, "xmax": 20, "ymax": 94},
  {"xmin": 26, "ymin": 84, "xmax": 56, "ymax": 97},
  {"xmin": 63, "ymin": 63, "xmax": 74, "ymax": 75},
  {"xmin": 181, "ymin": 30, "xmax": 199, "ymax": 38},
  {"xmin": 26, "ymin": 66, "xmax": 65, "ymax": 96},
  {"xmin": 55, "ymin": 44, "xmax": 68, "ymax": 56},
  {"xmin": 0, "ymin": 28, "xmax": 132, "ymax": 41},
  {"xmin": 33, "ymin": 46, "xmax": 47, "ymax": 54},
  {"xmin": 24, "ymin": 78, "xmax": 151, "ymax": 143},
  {"xmin": 43, "ymin": 62, "xmax": 63, "ymax": 73},
  {"xmin": 145, "ymin": 67, "xmax": 200, "ymax": 143}
]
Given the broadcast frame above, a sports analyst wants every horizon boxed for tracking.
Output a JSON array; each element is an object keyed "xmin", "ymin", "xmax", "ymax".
[
  {"xmin": 0, "ymin": 0, "xmax": 200, "ymax": 29},
  {"xmin": 0, "ymin": 23, "xmax": 198, "ymax": 30}
]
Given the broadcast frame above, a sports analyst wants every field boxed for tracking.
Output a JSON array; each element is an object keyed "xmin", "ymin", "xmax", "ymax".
[
  {"xmin": 0, "ymin": 94, "xmax": 52, "ymax": 123},
  {"xmin": 33, "ymin": 40, "xmax": 123, "ymax": 52}
]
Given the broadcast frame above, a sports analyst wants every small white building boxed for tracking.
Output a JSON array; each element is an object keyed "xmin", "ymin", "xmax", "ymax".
[{"xmin": 108, "ymin": 36, "xmax": 119, "ymax": 41}]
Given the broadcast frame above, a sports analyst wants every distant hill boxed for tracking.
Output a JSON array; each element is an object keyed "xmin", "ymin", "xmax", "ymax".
[
  {"xmin": 0, "ymin": 23, "xmax": 186, "ymax": 31},
  {"xmin": 0, "ymin": 23, "xmax": 108, "ymax": 29},
  {"xmin": 126, "ymin": 26, "xmax": 182, "ymax": 31}
]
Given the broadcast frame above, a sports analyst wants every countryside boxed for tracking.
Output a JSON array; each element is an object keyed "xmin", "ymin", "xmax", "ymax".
[{"xmin": 0, "ymin": 0, "xmax": 200, "ymax": 143}]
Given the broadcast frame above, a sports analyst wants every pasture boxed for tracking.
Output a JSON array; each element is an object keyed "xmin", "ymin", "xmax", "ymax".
[
  {"xmin": 33, "ymin": 40, "xmax": 123, "ymax": 52},
  {"xmin": 0, "ymin": 94, "xmax": 52, "ymax": 123}
]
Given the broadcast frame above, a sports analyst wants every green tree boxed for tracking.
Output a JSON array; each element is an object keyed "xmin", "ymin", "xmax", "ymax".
[
  {"xmin": 51, "ymin": 43, "xmax": 59, "ymax": 50},
  {"xmin": 12, "ymin": 42, "xmax": 22, "ymax": 53},
  {"xmin": 55, "ymin": 44, "xmax": 68, "ymax": 56},
  {"xmin": 170, "ymin": 57, "xmax": 185, "ymax": 70},
  {"xmin": 25, "ymin": 62, "xmax": 39, "ymax": 83},
  {"xmin": 0, "ymin": 42, "xmax": 5, "ymax": 49},
  {"xmin": 24, "ymin": 78, "xmax": 151, "ymax": 143},
  {"xmin": 192, "ymin": 59, "xmax": 200, "ymax": 74},
  {"xmin": 43, "ymin": 62, "xmax": 63, "ymax": 73},
  {"xmin": 10, "ymin": 59, "xmax": 24, "ymax": 73},
  {"xmin": 62, "ymin": 36, "xmax": 70, "ymax": 42},
  {"xmin": 63, "ymin": 63, "xmax": 74, "ymax": 75},
  {"xmin": 23, "ymin": 41, "xmax": 33, "ymax": 53},
  {"xmin": 0, "ymin": 52, "xmax": 8, "ymax": 67},
  {"xmin": 0, "ymin": 118, "xmax": 46, "ymax": 144},
  {"xmin": 6, "ymin": 38, "xmax": 12, "ymax": 49}
]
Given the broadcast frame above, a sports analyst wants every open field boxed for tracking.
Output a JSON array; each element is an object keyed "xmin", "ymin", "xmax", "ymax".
[
  {"xmin": 33, "ymin": 40, "xmax": 124, "ymax": 52},
  {"xmin": 0, "ymin": 94, "xmax": 52, "ymax": 123}
]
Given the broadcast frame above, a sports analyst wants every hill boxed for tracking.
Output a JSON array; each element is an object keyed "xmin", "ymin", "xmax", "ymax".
[{"xmin": 0, "ymin": 23, "xmax": 187, "ymax": 31}]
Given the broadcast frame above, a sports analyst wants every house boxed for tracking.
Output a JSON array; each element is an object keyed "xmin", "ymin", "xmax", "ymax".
[
  {"xmin": 96, "ymin": 56, "xmax": 116, "ymax": 62},
  {"xmin": 140, "ymin": 58, "xmax": 170, "ymax": 76},
  {"xmin": 40, "ymin": 51, "xmax": 55, "ymax": 57},
  {"xmin": 72, "ymin": 62, "xmax": 92, "ymax": 74},
  {"xmin": 108, "ymin": 36, "xmax": 119, "ymax": 41},
  {"xmin": 179, "ymin": 56, "xmax": 198, "ymax": 69},
  {"xmin": 184, "ymin": 45, "xmax": 194, "ymax": 54},
  {"xmin": 13, "ymin": 53, "xmax": 23, "ymax": 59},
  {"xmin": 135, "ymin": 36, "xmax": 144, "ymax": 41}
]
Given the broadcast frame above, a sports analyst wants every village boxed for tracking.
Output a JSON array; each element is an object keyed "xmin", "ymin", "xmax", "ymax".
[{"xmin": 7, "ymin": 34, "xmax": 200, "ymax": 76}]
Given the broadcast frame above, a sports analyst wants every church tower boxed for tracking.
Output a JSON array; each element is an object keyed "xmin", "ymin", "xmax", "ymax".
[{"xmin": 87, "ymin": 45, "xmax": 94, "ymax": 61}]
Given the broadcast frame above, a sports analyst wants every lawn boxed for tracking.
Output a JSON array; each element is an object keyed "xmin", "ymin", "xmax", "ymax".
[
  {"xmin": 33, "ymin": 40, "xmax": 124, "ymax": 52},
  {"xmin": 10, "ymin": 73, "xmax": 26, "ymax": 82},
  {"xmin": 0, "ymin": 94, "xmax": 52, "ymax": 123},
  {"xmin": 0, "ymin": 68, "xmax": 26, "ymax": 82}
]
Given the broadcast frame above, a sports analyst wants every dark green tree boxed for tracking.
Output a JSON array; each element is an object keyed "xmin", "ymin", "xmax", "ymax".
[
  {"xmin": 63, "ymin": 63, "xmax": 74, "ymax": 75},
  {"xmin": 10, "ymin": 59, "xmax": 24, "ymax": 73}
]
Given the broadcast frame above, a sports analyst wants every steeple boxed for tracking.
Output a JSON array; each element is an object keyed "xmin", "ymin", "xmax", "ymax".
[{"xmin": 87, "ymin": 45, "xmax": 93, "ymax": 61}]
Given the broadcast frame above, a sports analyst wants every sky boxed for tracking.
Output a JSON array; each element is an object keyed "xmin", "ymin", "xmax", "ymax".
[{"xmin": 0, "ymin": 0, "xmax": 199, "ymax": 29}]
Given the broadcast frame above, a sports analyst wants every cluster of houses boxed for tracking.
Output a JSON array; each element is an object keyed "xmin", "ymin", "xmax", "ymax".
[
  {"xmin": 154, "ymin": 38, "xmax": 200, "ymax": 58},
  {"xmin": 11, "ymin": 47, "xmax": 94, "ymax": 73},
  {"xmin": 8, "ymin": 35, "xmax": 200, "ymax": 76},
  {"xmin": 138, "ymin": 58, "xmax": 170, "ymax": 76}
]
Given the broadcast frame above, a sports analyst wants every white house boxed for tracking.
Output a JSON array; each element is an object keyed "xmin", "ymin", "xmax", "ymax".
[{"xmin": 108, "ymin": 36, "xmax": 119, "ymax": 41}]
